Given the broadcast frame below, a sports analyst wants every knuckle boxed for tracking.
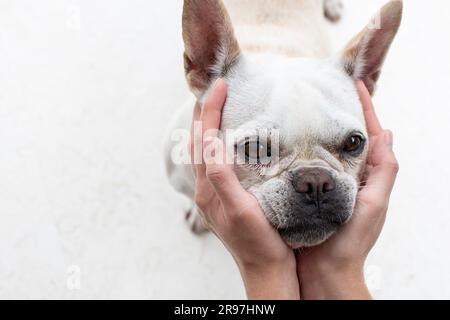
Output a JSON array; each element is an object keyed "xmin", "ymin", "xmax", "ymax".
[
  {"xmin": 383, "ymin": 161, "xmax": 399, "ymax": 175},
  {"xmin": 206, "ymin": 167, "xmax": 226, "ymax": 184},
  {"xmin": 194, "ymin": 193, "xmax": 207, "ymax": 210},
  {"xmin": 228, "ymin": 202, "xmax": 260, "ymax": 225},
  {"xmin": 389, "ymin": 161, "xmax": 400, "ymax": 174},
  {"xmin": 383, "ymin": 151, "xmax": 400, "ymax": 173},
  {"xmin": 361, "ymin": 196, "xmax": 386, "ymax": 213}
]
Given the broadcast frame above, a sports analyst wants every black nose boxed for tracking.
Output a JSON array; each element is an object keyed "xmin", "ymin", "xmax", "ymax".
[{"xmin": 292, "ymin": 167, "xmax": 336, "ymax": 201}]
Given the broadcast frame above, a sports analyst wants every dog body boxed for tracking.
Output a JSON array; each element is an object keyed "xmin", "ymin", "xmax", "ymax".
[
  {"xmin": 164, "ymin": 0, "xmax": 402, "ymax": 247},
  {"xmin": 224, "ymin": 0, "xmax": 333, "ymax": 58}
]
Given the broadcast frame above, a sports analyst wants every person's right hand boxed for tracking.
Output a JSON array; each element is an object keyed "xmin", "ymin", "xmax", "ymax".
[{"xmin": 296, "ymin": 81, "xmax": 400, "ymax": 300}]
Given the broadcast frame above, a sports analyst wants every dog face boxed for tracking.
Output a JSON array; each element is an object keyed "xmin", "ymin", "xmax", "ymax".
[
  {"xmin": 182, "ymin": 0, "xmax": 402, "ymax": 247},
  {"xmin": 219, "ymin": 56, "xmax": 368, "ymax": 247}
]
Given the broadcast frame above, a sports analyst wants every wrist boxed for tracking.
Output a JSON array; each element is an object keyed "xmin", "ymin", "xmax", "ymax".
[
  {"xmin": 300, "ymin": 260, "xmax": 371, "ymax": 300},
  {"xmin": 239, "ymin": 254, "xmax": 300, "ymax": 300}
]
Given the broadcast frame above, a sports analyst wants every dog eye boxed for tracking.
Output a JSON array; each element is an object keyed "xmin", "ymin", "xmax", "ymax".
[
  {"xmin": 343, "ymin": 135, "xmax": 364, "ymax": 153},
  {"xmin": 242, "ymin": 138, "xmax": 272, "ymax": 165}
]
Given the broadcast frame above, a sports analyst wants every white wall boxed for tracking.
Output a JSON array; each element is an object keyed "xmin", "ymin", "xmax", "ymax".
[{"xmin": 0, "ymin": 0, "xmax": 449, "ymax": 299}]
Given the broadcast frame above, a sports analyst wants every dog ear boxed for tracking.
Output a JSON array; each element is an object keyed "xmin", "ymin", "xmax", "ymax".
[
  {"xmin": 341, "ymin": 0, "xmax": 403, "ymax": 95},
  {"xmin": 182, "ymin": 0, "xmax": 241, "ymax": 97}
]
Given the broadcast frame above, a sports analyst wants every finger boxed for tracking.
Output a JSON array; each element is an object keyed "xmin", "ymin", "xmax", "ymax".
[
  {"xmin": 364, "ymin": 131, "xmax": 399, "ymax": 199},
  {"xmin": 190, "ymin": 103, "xmax": 202, "ymax": 176},
  {"xmin": 201, "ymin": 79, "xmax": 228, "ymax": 136},
  {"xmin": 356, "ymin": 81, "xmax": 383, "ymax": 136},
  {"xmin": 190, "ymin": 102, "xmax": 201, "ymax": 147},
  {"xmin": 197, "ymin": 79, "xmax": 228, "ymax": 179},
  {"xmin": 204, "ymin": 136, "xmax": 250, "ymax": 212}
]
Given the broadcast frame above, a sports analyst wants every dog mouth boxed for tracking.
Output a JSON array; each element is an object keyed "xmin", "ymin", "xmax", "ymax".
[
  {"xmin": 275, "ymin": 213, "xmax": 352, "ymax": 248},
  {"xmin": 251, "ymin": 178, "xmax": 356, "ymax": 247},
  {"xmin": 277, "ymin": 221, "xmax": 340, "ymax": 248},
  {"xmin": 277, "ymin": 217, "xmax": 342, "ymax": 235}
]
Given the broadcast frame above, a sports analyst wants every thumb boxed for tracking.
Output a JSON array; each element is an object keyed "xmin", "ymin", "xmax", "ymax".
[{"xmin": 203, "ymin": 136, "xmax": 250, "ymax": 211}]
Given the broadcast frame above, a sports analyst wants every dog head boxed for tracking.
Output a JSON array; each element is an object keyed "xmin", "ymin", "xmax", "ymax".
[{"xmin": 182, "ymin": 0, "xmax": 403, "ymax": 247}]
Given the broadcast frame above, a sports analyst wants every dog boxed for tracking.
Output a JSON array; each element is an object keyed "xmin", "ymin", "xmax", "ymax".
[{"xmin": 164, "ymin": 0, "xmax": 403, "ymax": 248}]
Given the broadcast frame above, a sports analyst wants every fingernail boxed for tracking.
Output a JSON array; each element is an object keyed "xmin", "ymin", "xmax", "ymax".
[{"xmin": 384, "ymin": 131, "xmax": 393, "ymax": 148}]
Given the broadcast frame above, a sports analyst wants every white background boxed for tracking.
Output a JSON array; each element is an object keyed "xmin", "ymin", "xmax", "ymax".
[{"xmin": 1, "ymin": 0, "xmax": 449, "ymax": 299}]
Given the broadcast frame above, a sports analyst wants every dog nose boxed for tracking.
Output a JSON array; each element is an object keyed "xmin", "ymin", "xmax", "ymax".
[{"xmin": 292, "ymin": 167, "xmax": 336, "ymax": 200}]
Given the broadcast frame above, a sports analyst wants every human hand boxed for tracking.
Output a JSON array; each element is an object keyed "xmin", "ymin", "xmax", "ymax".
[
  {"xmin": 191, "ymin": 79, "xmax": 299, "ymax": 300},
  {"xmin": 296, "ymin": 81, "xmax": 400, "ymax": 300}
]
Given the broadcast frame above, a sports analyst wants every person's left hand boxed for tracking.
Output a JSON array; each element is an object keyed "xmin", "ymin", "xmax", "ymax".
[{"xmin": 191, "ymin": 79, "xmax": 299, "ymax": 300}]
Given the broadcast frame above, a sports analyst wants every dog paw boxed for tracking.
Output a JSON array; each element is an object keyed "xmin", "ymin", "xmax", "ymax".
[
  {"xmin": 324, "ymin": 0, "xmax": 344, "ymax": 22},
  {"xmin": 185, "ymin": 207, "xmax": 209, "ymax": 235}
]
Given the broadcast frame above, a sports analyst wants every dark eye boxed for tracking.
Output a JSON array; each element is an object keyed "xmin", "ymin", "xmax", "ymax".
[
  {"xmin": 243, "ymin": 138, "xmax": 272, "ymax": 164},
  {"xmin": 343, "ymin": 134, "xmax": 364, "ymax": 154}
]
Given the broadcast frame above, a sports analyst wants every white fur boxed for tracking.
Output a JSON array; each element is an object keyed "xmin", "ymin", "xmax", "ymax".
[{"xmin": 165, "ymin": 0, "xmax": 370, "ymax": 246}]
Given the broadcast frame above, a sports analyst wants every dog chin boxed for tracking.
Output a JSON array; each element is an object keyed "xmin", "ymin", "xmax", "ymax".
[{"xmin": 279, "ymin": 224, "xmax": 339, "ymax": 249}]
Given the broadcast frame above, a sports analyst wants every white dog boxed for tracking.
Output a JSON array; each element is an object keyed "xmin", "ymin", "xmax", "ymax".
[{"xmin": 164, "ymin": 0, "xmax": 403, "ymax": 248}]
